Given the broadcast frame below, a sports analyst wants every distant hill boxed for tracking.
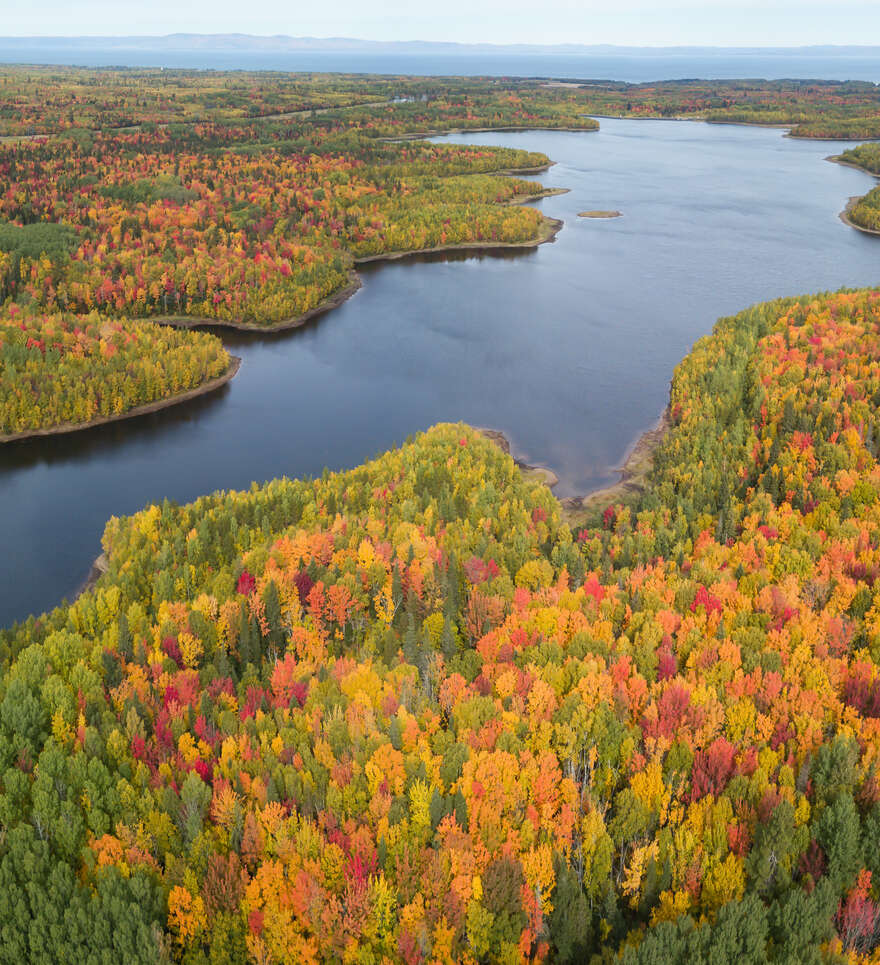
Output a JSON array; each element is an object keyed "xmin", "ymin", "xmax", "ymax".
[{"xmin": 2, "ymin": 34, "xmax": 880, "ymax": 58}]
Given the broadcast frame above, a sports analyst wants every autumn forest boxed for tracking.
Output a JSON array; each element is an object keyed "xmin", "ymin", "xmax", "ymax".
[{"xmin": 3, "ymin": 66, "xmax": 880, "ymax": 964}]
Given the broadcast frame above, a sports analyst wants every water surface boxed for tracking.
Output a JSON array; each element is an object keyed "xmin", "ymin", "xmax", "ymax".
[
  {"xmin": 0, "ymin": 47, "xmax": 878, "ymax": 82},
  {"xmin": 1, "ymin": 118, "xmax": 878, "ymax": 625}
]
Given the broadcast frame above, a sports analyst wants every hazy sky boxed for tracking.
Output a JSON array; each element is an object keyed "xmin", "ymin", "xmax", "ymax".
[{"xmin": 4, "ymin": 0, "xmax": 880, "ymax": 47}]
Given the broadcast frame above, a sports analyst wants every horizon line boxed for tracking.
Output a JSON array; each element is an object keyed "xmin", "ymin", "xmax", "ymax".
[{"xmin": 1, "ymin": 34, "xmax": 879, "ymax": 52}]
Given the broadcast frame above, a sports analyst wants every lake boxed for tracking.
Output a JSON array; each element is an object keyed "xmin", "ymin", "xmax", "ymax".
[
  {"xmin": 1, "ymin": 117, "xmax": 878, "ymax": 626},
  {"xmin": 0, "ymin": 47, "xmax": 879, "ymax": 83}
]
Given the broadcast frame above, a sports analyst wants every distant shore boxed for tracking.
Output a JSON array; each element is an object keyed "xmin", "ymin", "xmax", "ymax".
[
  {"xmin": 0, "ymin": 355, "xmax": 241, "ymax": 444},
  {"xmin": 586, "ymin": 112, "xmax": 793, "ymax": 132},
  {"xmin": 384, "ymin": 125, "xmax": 599, "ymax": 143},
  {"xmin": 583, "ymin": 111, "xmax": 874, "ymax": 140},
  {"xmin": 354, "ymin": 214, "xmax": 563, "ymax": 264}
]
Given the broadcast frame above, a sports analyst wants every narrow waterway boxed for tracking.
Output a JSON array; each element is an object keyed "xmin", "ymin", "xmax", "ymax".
[{"xmin": 1, "ymin": 118, "xmax": 878, "ymax": 626}]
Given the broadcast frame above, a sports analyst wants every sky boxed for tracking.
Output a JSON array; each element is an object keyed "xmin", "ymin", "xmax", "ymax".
[{"xmin": 3, "ymin": 0, "xmax": 880, "ymax": 47}]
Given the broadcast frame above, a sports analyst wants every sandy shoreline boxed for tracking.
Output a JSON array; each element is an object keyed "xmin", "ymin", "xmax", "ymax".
[
  {"xmin": 75, "ymin": 552, "xmax": 109, "ymax": 602},
  {"xmin": 561, "ymin": 410, "xmax": 669, "ymax": 521},
  {"xmin": 826, "ymin": 155, "xmax": 880, "ymax": 176},
  {"xmin": 477, "ymin": 428, "xmax": 560, "ymax": 489},
  {"xmin": 825, "ymin": 156, "xmax": 880, "ymax": 236},
  {"xmin": 508, "ymin": 187, "xmax": 569, "ymax": 204},
  {"xmin": 479, "ymin": 410, "xmax": 670, "ymax": 523},
  {"xmin": 838, "ymin": 198, "xmax": 880, "ymax": 236},
  {"xmin": 0, "ymin": 355, "xmax": 241, "ymax": 444}
]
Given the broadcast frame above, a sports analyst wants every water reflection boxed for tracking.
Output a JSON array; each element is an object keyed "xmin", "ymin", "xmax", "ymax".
[{"xmin": 2, "ymin": 119, "xmax": 878, "ymax": 625}]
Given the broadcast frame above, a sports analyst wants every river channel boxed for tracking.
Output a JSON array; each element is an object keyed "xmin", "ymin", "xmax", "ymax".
[{"xmin": 1, "ymin": 117, "xmax": 878, "ymax": 625}]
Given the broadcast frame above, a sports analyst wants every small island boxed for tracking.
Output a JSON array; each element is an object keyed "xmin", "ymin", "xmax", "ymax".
[{"xmin": 578, "ymin": 209, "xmax": 622, "ymax": 218}]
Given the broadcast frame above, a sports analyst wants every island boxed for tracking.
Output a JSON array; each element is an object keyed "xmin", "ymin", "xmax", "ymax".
[{"xmin": 578, "ymin": 209, "xmax": 622, "ymax": 218}]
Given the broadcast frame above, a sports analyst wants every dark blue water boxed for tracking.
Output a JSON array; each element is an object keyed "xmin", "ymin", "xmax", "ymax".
[
  {"xmin": 0, "ymin": 47, "xmax": 878, "ymax": 82},
  {"xmin": 1, "ymin": 118, "xmax": 879, "ymax": 626}
]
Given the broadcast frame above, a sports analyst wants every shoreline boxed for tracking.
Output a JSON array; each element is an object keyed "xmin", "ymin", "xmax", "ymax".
[
  {"xmin": 132, "ymin": 202, "xmax": 564, "ymax": 335},
  {"xmin": 786, "ymin": 132, "xmax": 880, "ymax": 143},
  {"xmin": 479, "ymin": 410, "xmax": 670, "ymax": 524},
  {"xmin": 586, "ymin": 112, "xmax": 878, "ymax": 141},
  {"xmin": 354, "ymin": 214, "xmax": 563, "ymax": 264},
  {"xmin": 561, "ymin": 410, "xmax": 669, "ymax": 522},
  {"xmin": 826, "ymin": 155, "xmax": 880, "ymax": 177},
  {"xmin": 0, "ymin": 355, "xmax": 241, "ymax": 444},
  {"xmin": 383, "ymin": 124, "xmax": 599, "ymax": 143},
  {"xmin": 492, "ymin": 162, "xmax": 555, "ymax": 175},
  {"xmin": 838, "ymin": 197, "xmax": 880, "ymax": 236},
  {"xmin": 477, "ymin": 428, "xmax": 560, "ymax": 489},
  {"xmin": 507, "ymin": 186, "xmax": 569, "ymax": 204},
  {"xmin": 75, "ymin": 552, "xmax": 109, "ymax": 602},
  {"xmin": 825, "ymin": 156, "xmax": 880, "ymax": 236},
  {"xmin": 586, "ymin": 112, "xmax": 794, "ymax": 132},
  {"xmin": 144, "ymin": 273, "xmax": 363, "ymax": 334}
]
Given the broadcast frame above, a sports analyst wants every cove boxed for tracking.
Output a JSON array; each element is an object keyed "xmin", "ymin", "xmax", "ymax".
[{"xmin": 1, "ymin": 117, "xmax": 879, "ymax": 627}]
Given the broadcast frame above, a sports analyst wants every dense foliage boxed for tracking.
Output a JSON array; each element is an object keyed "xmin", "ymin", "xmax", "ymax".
[
  {"xmin": 0, "ymin": 125, "xmax": 560, "ymax": 328},
  {"xmin": 3, "ymin": 69, "xmax": 877, "ymax": 333},
  {"xmin": 0, "ymin": 307, "xmax": 231, "ymax": 436},
  {"xmin": 571, "ymin": 78, "xmax": 880, "ymax": 138},
  {"xmin": 4, "ymin": 69, "xmax": 879, "ymax": 141},
  {"xmin": 0, "ymin": 67, "xmax": 401, "ymax": 135},
  {"xmin": 846, "ymin": 188, "xmax": 880, "ymax": 234},
  {"xmin": 6, "ymin": 67, "xmax": 880, "ymax": 960},
  {"xmin": 4, "ymin": 289, "xmax": 880, "ymax": 961},
  {"xmin": 840, "ymin": 144, "xmax": 880, "ymax": 177},
  {"xmin": 835, "ymin": 145, "xmax": 880, "ymax": 233}
]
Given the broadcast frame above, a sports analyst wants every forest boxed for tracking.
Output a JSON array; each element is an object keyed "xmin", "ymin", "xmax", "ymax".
[
  {"xmin": 845, "ymin": 188, "xmax": 880, "ymax": 234},
  {"xmin": 2, "ymin": 287, "xmax": 880, "ymax": 961},
  {"xmin": 568, "ymin": 78, "xmax": 880, "ymax": 139},
  {"xmin": 0, "ymin": 307, "xmax": 231, "ymax": 437},
  {"xmin": 4, "ymin": 69, "xmax": 880, "ymax": 962},
  {"xmin": 839, "ymin": 144, "xmax": 880, "ymax": 177},
  {"xmin": 0, "ymin": 72, "xmax": 594, "ymax": 435},
  {"xmin": 0, "ymin": 113, "xmax": 566, "ymax": 332},
  {"xmin": 3, "ymin": 69, "xmax": 880, "ymax": 140},
  {"xmin": 1, "ymin": 69, "xmax": 876, "ymax": 345},
  {"xmin": 835, "ymin": 145, "xmax": 880, "ymax": 234}
]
